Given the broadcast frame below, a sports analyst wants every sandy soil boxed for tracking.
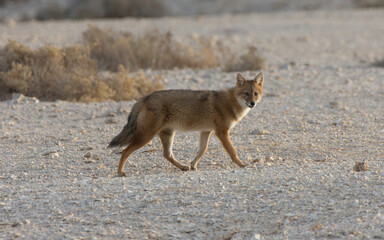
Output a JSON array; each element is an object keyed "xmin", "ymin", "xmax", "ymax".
[{"xmin": 1, "ymin": 9, "xmax": 384, "ymax": 239}]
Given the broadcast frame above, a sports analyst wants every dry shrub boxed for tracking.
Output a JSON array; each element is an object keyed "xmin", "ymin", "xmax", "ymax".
[
  {"xmin": 106, "ymin": 66, "xmax": 163, "ymax": 101},
  {"xmin": 224, "ymin": 46, "xmax": 265, "ymax": 72},
  {"xmin": 0, "ymin": 40, "xmax": 163, "ymax": 101},
  {"xmin": 83, "ymin": 25, "xmax": 223, "ymax": 72}
]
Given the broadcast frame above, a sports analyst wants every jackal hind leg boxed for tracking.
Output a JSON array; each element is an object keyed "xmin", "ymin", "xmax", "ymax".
[
  {"xmin": 190, "ymin": 131, "xmax": 212, "ymax": 170},
  {"xmin": 159, "ymin": 129, "xmax": 190, "ymax": 171},
  {"xmin": 117, "ymin": 131, "xmax": 158, "ymax": 177}
]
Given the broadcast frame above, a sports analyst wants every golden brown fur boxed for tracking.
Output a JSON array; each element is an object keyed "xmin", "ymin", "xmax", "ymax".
[{"xmin": 108, "ymin": 72, "xmax": 264, "ymax": 176}]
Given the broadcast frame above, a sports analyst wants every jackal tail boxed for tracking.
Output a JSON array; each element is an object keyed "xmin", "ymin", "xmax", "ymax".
[{"xmin": 108, "ymin": 103, "xmax": 141, "ymax": 148}]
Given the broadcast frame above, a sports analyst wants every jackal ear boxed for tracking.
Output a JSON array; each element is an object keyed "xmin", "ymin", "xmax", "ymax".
[
  {"xmin": 254, "ymin": 72, "xmax": 264, "ymax": 87},
  {"xmin": 236, "ymin": 73, "xmax": 247, "ymax": 87}
]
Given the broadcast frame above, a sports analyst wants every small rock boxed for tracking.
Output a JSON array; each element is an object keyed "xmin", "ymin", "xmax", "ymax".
[
  {"xmin": 22, "ymin": 219, "xmax": 31, "ymax": 225},
  {"xmin": 252, "ymin": 158, "xmax": 264, "ymax": 163},
  {"xmin": 329, "ymin": 101, "xmax": 341, "ymax": 109},
  {"xmin": 249, "ymin": 233, "xmax": 261, "ymax": 240},
  {"xmin": 307, "ymin": 119, "xmax": 318, "ymax": 124},
  {"xmin": 312, "ymin": 223, "xmax": 323, "ymax": 231},
  {"xmin": 92, "ymin": 154, "xmax": 100, "ymax": 160},
  {"xmin": 332, "ymin": 120, "xmax": 348, "ymax": 126},
  {"xmin": 42, "ymin": 150, "xmax": 57, "ymax": 156},
  {"xmin": 104, "ymin": 219, "xmax": 115, "ymax": 225},
  {"xmin": 11, "ymin": 222, "xmax": 21, "ymax": 227},
  {"xmin": 105, "ymin": 118, "xmax": 118, "ymax": 124},
  {"xmin": 80, "ymin": 146, "xmax": 94, "ymax": 151},
  {"xmin": 84, "ymin": 152, "xmax": 92, "ymax": 159},
  {"xmin": 354, "ymin": 162, "xmax": 368, "ymax": 172},
  {"xmin": 278, "ymin": 157, "xmax": 284, "ymax": 161},
  {"xmin": 251, "ymin": 129, "xmax": 270, "ymax": 135},
  {"xmin": 10, "ymin": 174, "xmax": 18, "ymax": 180},
  {"xmin": 265, "ymin": 156, "xmax": 274, "ymax": 161},
  {"xmin": 51, "ymin": 152, "xmax": 60, "ymax": 158},
  {"xmin": 108, "ymin": 112, "xmax": 117, "ymax": 117},
  {"xmin": 280, "ymin": 63, "xmax": 292, "ymax": 70}
]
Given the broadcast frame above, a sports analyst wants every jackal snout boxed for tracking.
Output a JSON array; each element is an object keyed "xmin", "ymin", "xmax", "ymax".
[{"xmin": 247, "ymin": 101, "xmax": 256, "ymax": 108}]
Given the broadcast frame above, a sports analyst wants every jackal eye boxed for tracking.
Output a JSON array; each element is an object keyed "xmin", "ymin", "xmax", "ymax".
[
  {"xmin": 254, "ymin": 92, "xmax": 258, "ymax": 97},
  {"xmin": 244, "ymin": 92, "xmax": 249, "ymax": 96}
]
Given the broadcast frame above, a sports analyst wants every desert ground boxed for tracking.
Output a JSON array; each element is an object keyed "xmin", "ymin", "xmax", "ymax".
[{"xmin": 1, "ymin": 9, "xmax": 384, "ymax": 239}]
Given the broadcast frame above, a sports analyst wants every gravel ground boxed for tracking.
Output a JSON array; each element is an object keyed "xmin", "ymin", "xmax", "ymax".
[{"xmin": 1, "ymin": 9, "xmax": 384, "ymax": 239}]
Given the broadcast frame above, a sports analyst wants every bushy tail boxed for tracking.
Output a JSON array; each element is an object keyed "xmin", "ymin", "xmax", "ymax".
[{"xmin": 108, "ymin": 103, "xmax": 141, "ymax": 148}]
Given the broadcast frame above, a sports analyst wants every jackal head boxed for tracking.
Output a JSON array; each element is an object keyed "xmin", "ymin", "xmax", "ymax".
[{"xmin": 235, "ymin": 72, "xmax": 263, "ymax": 109}]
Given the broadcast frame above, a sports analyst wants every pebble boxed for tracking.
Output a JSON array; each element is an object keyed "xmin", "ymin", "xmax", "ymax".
[
  {"xmin": 252, "ymin": 158, "xmax": 264, "ymax": 163},
  {"xmin": 332, "ymin": 120, "xmax": 348, "ymax": 126},
  {"xmin": 250, "ymin": 129, "xmax": 270, "ymax": 135},
  {"xmin": 249, "ymin": 233, "xmax": 261, "ymax": 240},
  {"xmin": 84, "ymin": 152, "xmax": 92, "ymax": 159},
  {"xmin": 105, "ymin": 118, "xmax": 118, "ymax": 124},
  {"xmin": 354, "ymin": 162, "xmax": 368, "ymax": 172},
  {"xmin": 42, "ymin": 150, "xmax": 58, "ymax": 156}
]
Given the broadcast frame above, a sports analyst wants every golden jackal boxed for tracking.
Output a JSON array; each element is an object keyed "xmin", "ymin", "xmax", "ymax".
[{"xmin": 108, "ymin": 72, "xmax": 264, "ymax": 176}]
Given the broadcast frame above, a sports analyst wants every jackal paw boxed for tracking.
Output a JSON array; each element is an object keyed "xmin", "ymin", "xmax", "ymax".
[
  {"xmin": 239, "ymin": 163, "xmax": 248, "ymax": 168},
  {"xmin": 118, "ymin": 171, "xmax": 127, "ymax": 177},
  {"xmin": 190, "ymin": 165, "xmax": 197, "ymax": 171},
  {"xmin": 180, "ymin": 165, "xmax": 191, "ymax": 171}
]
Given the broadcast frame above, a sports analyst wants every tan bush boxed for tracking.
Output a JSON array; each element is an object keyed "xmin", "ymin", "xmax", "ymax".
[
  {"xmin": 0, "ymin": 40, "xmax": 163, "ymax": 101},
  {"xmin": 83, "ymin": 25, "xmax": 223, "ymax": 72},
  {"xmin": 224, "ymin": 46, "xmax": 265, "ymax": 72}
]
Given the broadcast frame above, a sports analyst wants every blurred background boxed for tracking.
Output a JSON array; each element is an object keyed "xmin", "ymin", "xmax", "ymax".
[{"xmin": 1, "ymin": 0, "xmax": 384, "ymax": 21}]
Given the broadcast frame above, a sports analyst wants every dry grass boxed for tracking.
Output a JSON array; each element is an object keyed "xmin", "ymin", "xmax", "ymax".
[
  {"xmin": 83, "ymin": 25, "xmax": 265, "ymax": 72},
  {"xmin": 83, "ymin": 25, "xmax": 223, "ymax": 72},
  {"xmin": 0, "ymin": 40, "xmax": 163, "ymax": 102},
  {"xmin": 224, "ymin": 46, "xmax": 265, "ymax": 72}
]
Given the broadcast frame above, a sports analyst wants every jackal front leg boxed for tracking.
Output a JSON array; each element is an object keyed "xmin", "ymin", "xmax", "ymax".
[{"xmin": 215, "ymin": 130, "xmax": 247, "ymax": 168}]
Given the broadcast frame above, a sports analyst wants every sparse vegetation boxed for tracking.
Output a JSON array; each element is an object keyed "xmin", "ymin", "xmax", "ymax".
[
  {"xmin": 224, "ymin": 46, "xmax": 265, "ymax": 72},
  {"xmin": 82, "ymin": 26, "xmax": 225, "ymax": 72},
  {"xmin": 0, "ymin": 26, "xmax": 265, "ymax": 102},
  {"xmin": 0, "ymin": 40, "xmax": 163, "ymax": 102},
  {"xmin": 82, "ymin": 25, "xmax": 265, "ymax": 72}
]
